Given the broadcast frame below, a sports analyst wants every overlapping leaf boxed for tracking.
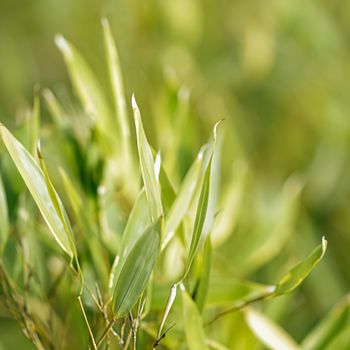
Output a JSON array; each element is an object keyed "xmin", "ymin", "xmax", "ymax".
[
  {"xmin": 112, "ymin": 217, "xmax": 162, "ymax": 317},
  {"xmin": 245, "ymin": 307, "xmax": 300, "ymax": 350},
  {"xmin": 0, "ymin": 125, "xmax": 75, "ymax": 258}
]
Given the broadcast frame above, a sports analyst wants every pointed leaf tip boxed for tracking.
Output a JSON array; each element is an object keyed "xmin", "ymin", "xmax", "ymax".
[{"xmin": 131, "ymin": 94, "xmax": 138, "ymax": 110}]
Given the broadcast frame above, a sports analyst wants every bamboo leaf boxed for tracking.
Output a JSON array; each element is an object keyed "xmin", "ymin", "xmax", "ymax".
[
  {"xmin": 162, "ymin": 146, "xmax": 205, "ymax": 249},
  {"xmin": 101, "ymin": 18, "xmax": 131, "ymax": 159},
  {"xmin": 207, "ymin": 278, "xmax": 274, "ymax": 307},
  {"xmin": 274, "ymin": 237, "xmax": 327, "ymax": 295},
  {"xmin": 183, "ymin": 122, "xmax": 220, "ymax": 278},
  {"xmin": 109, "ymin": 189, "xmax": 151, "ymax": 292},
  {"xmin": 55, "ymin": 35, "xmax": 112, "ymax": 138},
  {"xmin": 0, "ymin": 173, "xmax": 9, "ymax": 254},
  {"xmin": 180, "ymin": 284, "xmax": 208, "ymax": 350},
  {"xmin": 0, "ymin": 125, "xmax": 74, "ymax": 258},
  {"xmin": 245, "ymin": 307, "xmax": 300, "ymax": 350},
  {"xmin": 112, "ymin": 216, "xmax": 162, "ymax": 317},
  {"xmin": 132, "ymin": 95, "xmax": 163, "ymax": 223},
  {"xmin": 195, "ymin": 235, "xmax": 212, "ymax": 312}
]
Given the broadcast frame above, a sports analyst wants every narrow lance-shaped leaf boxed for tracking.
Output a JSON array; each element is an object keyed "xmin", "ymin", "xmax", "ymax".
[
  {"xmin": 195, "ymin": 235, "xmax": 212, "ymax": 312},
  {"xmin": 0, "ymin": 125, "xmax": 74, "ymax": 258},
  {"xmin": 274, "ymin": 236, "xmax": 327, "ymax": 295},
  {"xmin": 42, "ymin": 88, "xmax": 66, "ymax": 127},
  {"xmin": 0, "ymin": 173, "xmax": 9, "ymax": 254},
  {"xmin": 162, "ymin": 145, "xmax": 206, "ymax": 250},
  {"xmin": 245, "ymin": 307, "xmax": 300, "ymax": 350},
  {"xmin": 55, "ymin": 35, "xmax": 113, "ymax": 140},
  {"xmin": 301, "ymin": 294, "xmax": 350, "ymax": 350},
  {"xmin": 37, "ymin": 143, "xmax": 78, "ymax": 260},
  {"xmin": 132, "ymin": 95, "xmax": 163, "ymax": 223},
  {"xmin": 109, "ymin": 189, "xmax": 151, "ymax": 292},
  {"xmin": 102, "ymin": 18, "xmax": 131, "ymax": 160},
  {"xmin": 113, "ymin": 216, "xmax": 162, "ymax": 317},
  {"xmin": 183, "ymin": 121, "xmax": 221, "ymax": 278},
  {"xmin": 180, "ymin": 284, "xmax": 208, "ymax": 350},
  {"xmin": 29, "ymin": 89, "xmax": 40, "ymax": 155}
]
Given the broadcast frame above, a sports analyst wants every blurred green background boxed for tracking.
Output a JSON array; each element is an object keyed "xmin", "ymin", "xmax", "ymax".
[{"xmin": 1, "ymin": 0, "xmax": 350, "ymax": 348}]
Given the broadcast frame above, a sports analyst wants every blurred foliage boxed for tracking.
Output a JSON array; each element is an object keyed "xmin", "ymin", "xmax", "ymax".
[{"xmin": 1, "ymin": 0, "xmax": 350, "ymax": 349}]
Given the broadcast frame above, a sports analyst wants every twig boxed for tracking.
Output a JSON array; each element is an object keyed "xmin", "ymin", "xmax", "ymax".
[
  {"xmin": 205, "ymin": 291, "xmax": 274, "ymax": 326},
  {"xmin": 95, "ymin": 318, "xmax": 116, "ymax": 349},
  {"xmin": 78, "ymin": 295, "xmax": 97, "ymax": 350}
]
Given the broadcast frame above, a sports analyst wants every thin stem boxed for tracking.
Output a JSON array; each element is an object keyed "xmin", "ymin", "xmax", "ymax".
[
  {"xmin": 96, "ymin": 318, "xmax": 116, "ymax": 349},
  {"xmin": 205, "ymin": 291, "xmax": 274, "ymax": 326},
  {"xmin": 122, "ymin": 330, "xmax": 132, "ymax": 350},
  {"xmin": 78, "ymin": 295, "xmax": 97, "ymax": 350}
]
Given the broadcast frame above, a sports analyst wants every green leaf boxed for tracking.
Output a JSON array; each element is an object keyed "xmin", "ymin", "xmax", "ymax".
[
  {"xmin": 0, "ymin": 125, "xmax": 74, "ymax": 258},
  {"xmin": 274, "ymin": 237, "xmax": 327, "ymax": 295},
  {"xmin": 42, "ymin": 88, "xmax": 66, "ymax": 126},
  {"xmin": 207, "ymin": 278, "xmax": 275, "ymax": 307},
  {"xmin": 102, "ymin": 18, "xmax": 132, "ymax": 161},
  {"xmin": 162, "ymin": 146, "xmax": 205, "ymax": 249},
  {"xmin": 132, "ymin": 95, "xmax": 163, "ymax": 223},
  {"xmin": 109, "ymin": 189, "xmax": 151, "ymax": 292},
  {"xmin": 183, "ymin": 122, "xmax": 220, "ymax": 278},
  {"xmin": 245, "ymin": 307, "xmax": 300, "ymax": 350},
  {"xmin": 0, "ymin": 173, "xmax": 9, "ymax": 254},
  {"xmin": 112, "ymin": 216, "xmax": 162, "ymax": 317},
  {"xmin": 55, "ymin": 35, "xmax": 112, "ymax": 141},
  {"xmin": 181, "ymin": 284, "xmax": 208, "ymax": 350},
  {"xmin": 301, "ymin": 295, "xmax": 350, "ymax": 350},
  {"xmin": 195, "ymin": 235, "xmax": 212, "ymax": 312}
]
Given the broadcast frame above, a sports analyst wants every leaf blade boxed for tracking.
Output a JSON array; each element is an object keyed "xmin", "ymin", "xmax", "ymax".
[
  {"xmin": 0, "ymin": 125, "xmax": 73, "ymax": 257},
  {"xmin": 132, "ymin": 96, "xmax": 163, "ymax": 223},
  {"xmin": 245, "ymin": 308, "xmax": 300, "ymax": 350},
  {"xmin": 112, "ymin": 217, "xmax": 162, "ymax": 317}
]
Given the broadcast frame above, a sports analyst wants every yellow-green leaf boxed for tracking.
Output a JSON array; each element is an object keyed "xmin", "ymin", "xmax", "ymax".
[
  {"xmin": 245, "ymin": 307, "xmax": 300, "ymax": 350},
  {"xmin": 181, "ymin": 284, "xmax": 208, "ymax": 350},
  {"xmin": 132, "ymin": 95, "xmax": 163, "ymax": 223},
  {"xmin": 275, "ymin": 237, "xmax": 327, "ymax": 295},
  {"xmin": 113, "ymin": 216, "xmax": 162, "ymax": 317},
  {"xmin": 195, "ymin": 235, "xmax": 212, "ymax": 312},
  {"xmin": 183, "ymin": 122, "xmax": 220, "ymax": 278},
  {"xmin": 162, "ymin": 146, "xmax": 205, "ymax": 249},
  {"xmin": 0, "ymin": 125, "xmax": 74, "ymax": 258},
  {"xmin": 0, "ymin": 173, "xmax": 9, "ymax": 254},
  {"xmin": 55, "ymin": 35, "xmax": 112, "ymax": 139},
  {"xmin": 109, "ymin": 189, "xmax": 151, "ymax": 292}
]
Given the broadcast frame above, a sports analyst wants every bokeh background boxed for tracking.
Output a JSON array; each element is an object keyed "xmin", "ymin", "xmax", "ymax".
[{"xmin": 1, "ymin": 0, "xmax": 350, "ymax": 348}]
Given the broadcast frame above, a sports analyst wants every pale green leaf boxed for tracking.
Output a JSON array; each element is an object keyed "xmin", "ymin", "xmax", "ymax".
[
  {"xmin": 245, "ymin": 307, "xmax": 300, "ymax": 350},
  {"xmin": 0, "ymin": 173, "xmax": 9, "ymax": 254},
  {"xmin": 207, "ymin": 278, "xmax": 275, "ymax": 307},
  {"xmin": 181, "ymin": 284, "xmax": 208, "ymax": 350},
  {"xmin": 102, "ymin": 18, "xmax": 131, "ymax": 158},
  {"xmin": 132, "ymin": 95, "xmax": 163, "ymax": 223},
  {"xmin": 183, "ymin": 122, "xmax": 220, "ymax": 278},
  {"xmin": 109, "ymin": 189, "xmax": 151, "ymax": 292},
  {"xmin": 275, "ymin": 237, "xmax": 327, "ymax": 295},
  {"xmin": 162, "ymin": 146, "xmax": 205, "ymax": 249},
  {"xmin": 113, "ymin": 217, "xmax": 162, "ymax": 317},
  {"xmin": 195, "ymin": 235, "xmax": 212, "ymax": 312},
  {"xmin": 0, "ymin": 125, "xmax": 74, "ymax": 258},
  {"xmin": 55, "ymin": 35, "xmax": 112, "ymax": 139}
]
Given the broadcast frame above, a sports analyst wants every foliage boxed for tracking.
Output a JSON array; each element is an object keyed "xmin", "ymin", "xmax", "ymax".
[{"xmin": 0, "ymin": 5, "xmax": 350, "ymax": 349}]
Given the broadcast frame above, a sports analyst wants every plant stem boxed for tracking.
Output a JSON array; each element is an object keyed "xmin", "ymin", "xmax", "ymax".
[
  {"xmin": 96, "ymin": 318, "xmax": 116, "ymax": 349},
  {"xmin": 205, "ymin": 291, "xmax": 274, "ymax": 326},
  {"xmin": 78, "ymin": 295, "xmax": 98, "ymax": 350}
]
